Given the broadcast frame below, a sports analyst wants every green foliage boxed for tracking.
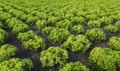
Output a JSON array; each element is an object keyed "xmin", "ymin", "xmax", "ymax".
[
  {"xmin": 26, "ymin": 16, "xmax": 39, "ymax": 24},
  {"xmin": 77, "ymin": 11, "xmax": 87, "ymax": 17},
  {"xmin": 72, "ymin": 16, "xmax": 86, "ymax": 25},
  {"xmin": 0, "ymin": 58, "xmax": 33, "ymax": 71},
  {"xmin": 62, "ymin": 35, "xmax": 91, "ymax": 53},
  {"xmin": 115, "ymin": 21, "xmax": 120, "ymax": 29},
  {"xmin": 47, "ymin": 16, "xmax": 61, "ymax": 26},
  {"xmin": 2, "ymin": 0, "xmax": 120, "ymax": 71},
  {"xmin": 108, "ymin": 36, "xmax": 120, "ymax": 51},
  {"xmin": 37, "ymin": 12, "xmax": 47, "ymax": 19},
  {"xmin": 14, "ymin": 11, "xmax": 25, "ymax": 19},
  {"xmin": 20, "ymin": 14, "xmax": 27, "ymax": 21},
  {"xmin": 30, "ymin": 11, "xmax": 40, "ymax": 16},
  {"xmin": 42, "ymin": 27, "xmax": 54, "ymax": 35},
  {"xmin": 85, "ymin": 28, "xmax": 106, "ymax": 42},
  {"xmin": 23, "ymin": 36, "xmax": 46, "ymax": 51},
  {"xmin": 35, "ymin": 20, "xmax": 47, "ymax": 31},
  {"xmin": 6, "ymin": 18, "xmax": 23, "ymax": 29},
  {"xmin": 0, "ymin": 44, "xmax": 17, "ymax": 62},
  {"xmin": 12, "ymin": 24, "xmax": 30, "ymax": 36},
  {"xmin": 56, "ymin": 19, "xmax": 72, "ymax": 29},
  {"xmin": 0, "ymin": 29, "xmax": 8, "ymax": 39},
  {"xmin": 40, "ymin": 47, "xmax": 68, "ymax": 67},
  {"xmin": 71, "ymin": 25, "xmax": 84, "ymax": 35},
  {"xmin": 0, "ymin": 22, "xmax": 3, "ymax": 29},
  {"xmin": 0, "ymin": 29, "xmax": 8, "ymax": 45},
  {"xmin": 89, "ymin": 47, "xmax": 120, "ymax": 71},
  {"xmin": 65, "ymin": 13, "xmax": 74, "ymax": 20},
  {"xmin": 0, "ymin": 8, "xmax": 3, "ymax": 11},
  {"xmin": 105, "ymin": 25, "xmax": 119, "ymax": 33},
  {"xmin": 99, "ymin": 17, "xmax": 113, "ymax": 25},
  {"xmin": 116, "ymin": 52, "xmax": 120, "ymax": 70},
  {"xmin": 59, "ymin": 61, "xmax": 90, "ymax": 71},
  {"xmin": 109, "ymin": 15, "xmax": 118, "ymax": 22},
  {"xmin": 8, "ymin": 9, "xmax": 25, "ymax": 19},
  {"xmin": 0, "ymin": 12, "xmax": 12, "ymax": 21},
  {"xmin": 48, "ymin": 28, "xmax": 70, "ymax": 44},
  {"xmin": 86, "ymin": 14, "xmax": 99, "ymax": 21},
  {"xmin": 87, "ymin": 20, "xmax": 101, "ymax": 28},
  {"xmin": 17, "ymin": 30, "xmax": 36, "ymax": 42}
]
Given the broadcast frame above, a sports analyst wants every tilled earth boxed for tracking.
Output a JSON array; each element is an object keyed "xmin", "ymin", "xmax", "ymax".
[{"xmin": 4, "ymin": 23, "xmax": 120, "ymax": 71}]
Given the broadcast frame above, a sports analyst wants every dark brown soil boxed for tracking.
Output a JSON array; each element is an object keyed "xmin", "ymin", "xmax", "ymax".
[
  {"xmin": 4, "ymin": 23, "xmax": 120, "ymax": 71},
  {"xmin": 0, "ymin": 1, "xmax": 120, "ymax": 71}
]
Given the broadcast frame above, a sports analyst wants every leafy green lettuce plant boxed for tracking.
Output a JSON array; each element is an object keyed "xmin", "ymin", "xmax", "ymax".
[
  {"xmin": 85, "ymin": 28, "xmax": 106, "ymax": 42},
  {"xmin": 59, "ymin": 61, "xmax": 90, "ymax": 71},
  {"xmin": 0, "ymin": 58, "xmax": 33, "ymax": 71},
  {"xmin": 0, "ymin": 44, "xmax": 17, "ymax": 62},
  {"xmin": 62, "ymin": 35, "xmax": 91, "ymax": 53},
  {"xmin": 40, "ymin": 47, "xmax": 68, "ymax": 67},
  {"xmin": 108, "ymin": 36, "xmax": 120, "ymax": 51}
]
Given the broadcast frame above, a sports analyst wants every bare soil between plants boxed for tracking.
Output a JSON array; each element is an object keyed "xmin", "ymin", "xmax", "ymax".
[{"xmin": 4, "ymin": 23, "xmax": 120, "ymax": 71}]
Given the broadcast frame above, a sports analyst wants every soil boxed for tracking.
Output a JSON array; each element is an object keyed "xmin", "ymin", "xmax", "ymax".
[
  {"xmin": 0, "ymin": 1, "xmax": 120, "ymax": 71},
  {"xmin": 3, "ymin": 23, "xmax": 120, "ymax": 71}
]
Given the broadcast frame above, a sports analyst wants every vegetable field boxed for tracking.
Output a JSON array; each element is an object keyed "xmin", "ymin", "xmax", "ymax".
[{"xmin": 0, "ymin": 0, "xmax": 120, "ymax": 71}]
